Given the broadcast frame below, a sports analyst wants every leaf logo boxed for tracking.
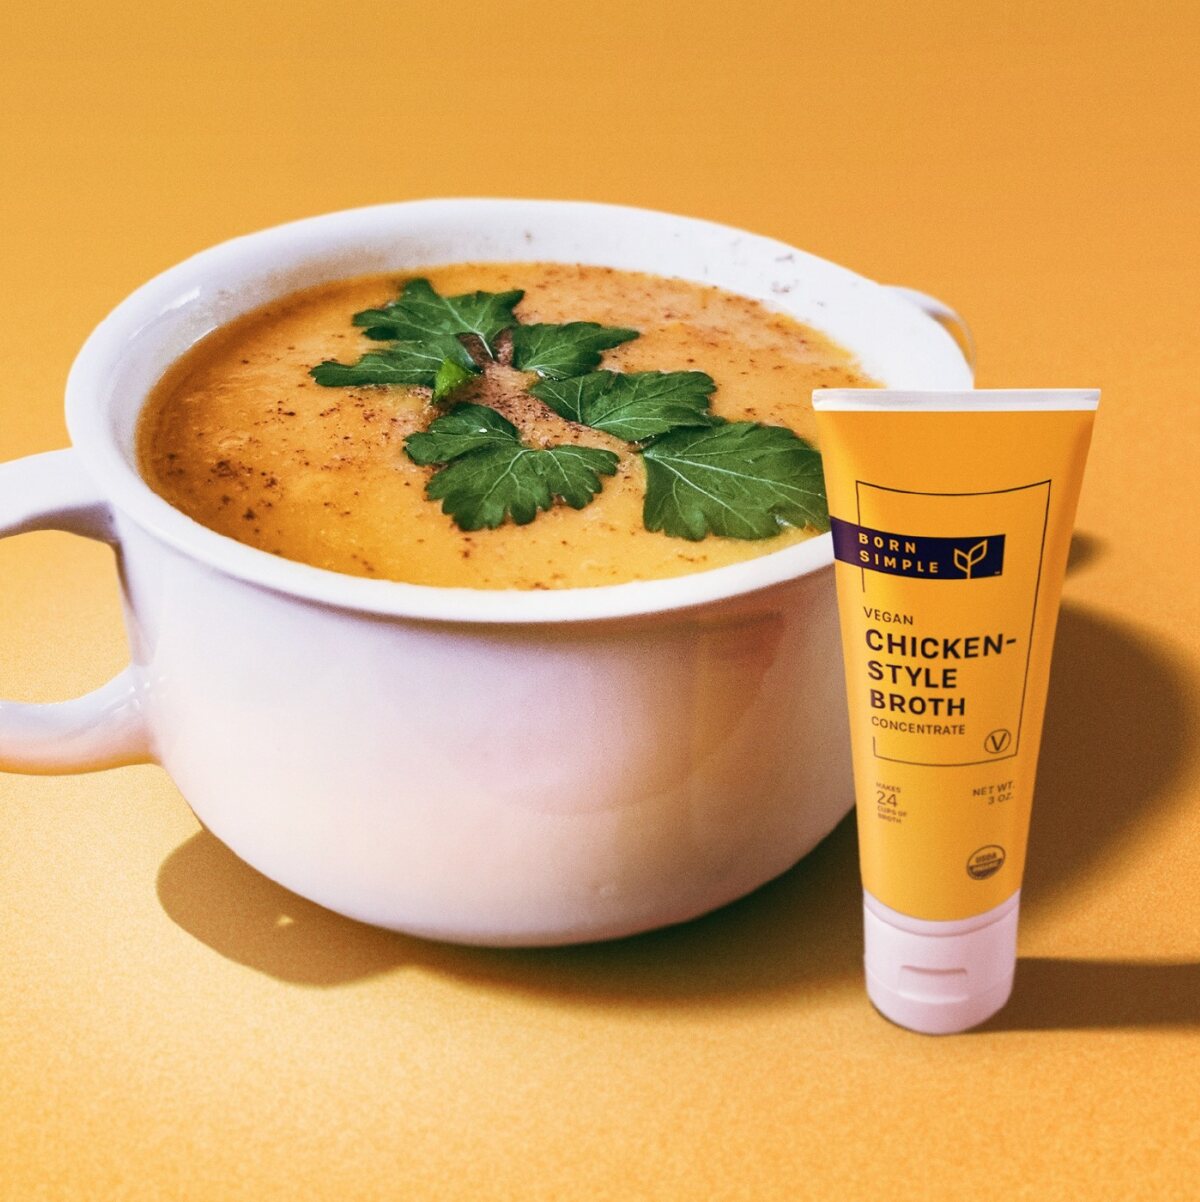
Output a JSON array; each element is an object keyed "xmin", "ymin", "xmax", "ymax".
[{"xmin": 953, "ymin": 539, "xmax": 989, "ymax": 579}]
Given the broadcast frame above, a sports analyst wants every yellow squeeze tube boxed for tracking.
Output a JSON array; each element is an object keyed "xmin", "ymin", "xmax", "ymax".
[{"xmin": 812, "ymin": 389, "xmax": 1098, "ymax": 1034}]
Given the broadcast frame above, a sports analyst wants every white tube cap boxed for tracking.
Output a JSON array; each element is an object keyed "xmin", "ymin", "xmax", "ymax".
[{"xmin": 863, "ymin": 890, "xmax": 1020, "ymax": 1035}]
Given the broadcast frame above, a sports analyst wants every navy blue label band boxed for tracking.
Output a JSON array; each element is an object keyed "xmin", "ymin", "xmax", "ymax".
[{"xmin": 830, "ymin": 516, "xmax": 1005, "ymax": 580}]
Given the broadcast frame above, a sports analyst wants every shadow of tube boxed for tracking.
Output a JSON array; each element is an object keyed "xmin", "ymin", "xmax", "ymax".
[
  {"xmin": 1023, "ymin": 604, "xmax": 1198, "ymax": 907},
  {"xmin": 981, "ymin": 958, "xmax": 1200, "ymax": 1032},
  {"xmin": 1065, "ymin": 530, "xmax": 1106, "ymax": 575}
]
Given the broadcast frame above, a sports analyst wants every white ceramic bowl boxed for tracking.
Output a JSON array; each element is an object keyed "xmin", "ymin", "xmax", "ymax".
[{"xmin": 0, "ymin": 200, "xmax": 972, "ymax": 944}]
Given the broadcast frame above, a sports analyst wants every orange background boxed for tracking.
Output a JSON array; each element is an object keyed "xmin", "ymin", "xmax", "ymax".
[{"xmin": 2, "ymin": 2, "xmax": 1198, "ymax": 1199}]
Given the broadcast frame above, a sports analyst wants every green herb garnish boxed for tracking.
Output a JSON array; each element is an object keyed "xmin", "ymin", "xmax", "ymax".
[
  {"xmin": 353, "ymin": 278, "xmax": 523, "ymax": 357},
  {"xmin": 642, "ymin": 422, "xmax": 827, "ymax": 540},
  {"xmin": 311, "ymin": 278, "xmax": 526, "ymax": 394},
  {"xmin": 406, "ymin": 403, "xmax": 619, "ymax": 530},
  {"xmin": 310, "ymin": 278, "xmax": 830, "ymax": 540},
  {"xmin": 530, "ymin": 370, "xmax": 717, "ymax": 442},
  {"xmin": 431, "ymin": 356, "xmax": 476, "ymax": 403},
  {"xmin": 510, "ymin": 322, "xmax": 638, "ymax": 379},
  {"xmin": 311, "ymin": 344, "xmax": 461, "ymax": 390}
]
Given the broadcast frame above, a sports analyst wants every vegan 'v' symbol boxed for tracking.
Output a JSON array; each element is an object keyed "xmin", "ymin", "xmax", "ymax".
[
  {"xmin": 953, "ymin": 539, "xmax": 989, "ymax": 579},
  {"xmin": 984, "ymin": 728, "xmax": 1012, "ymax": 754}
]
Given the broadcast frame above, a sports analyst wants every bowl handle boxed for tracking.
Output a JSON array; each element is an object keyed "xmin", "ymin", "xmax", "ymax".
[
  {"xmin": 886, "ymin": 285, "xmax": 977, "ymax": 374},
  {"xmin": 0, "ymin": 449, "xmax": 152, "ymax": 774}
]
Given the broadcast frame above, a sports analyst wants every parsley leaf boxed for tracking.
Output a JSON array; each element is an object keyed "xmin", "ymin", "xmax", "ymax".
[
  {"xmin": 405, "ymin": 403, "xmax": 525, "ymax": 465},
  {"xmin": 406, "ymin": 404, "xmax": 620, "ymax": 530},
  {"xmin": 432, "ymin": 356, "xmax": 476, "ymax": 402},
  {"xmin": 641, "ymin": 422, "xmax": 828, "ymax": 540},
  {"xmin": 529, "ymin": 371, "xmax": 717, "ymax": 442},
  {"xmin": 310, "ymin": 278, "xmax": 527, "ymax": 395},
  {"xmin": 310, "ymin": 342, "xmax": 469, "ymax": 389},
  {"xmin": 510, "ymin": 322, "xmax": 638, "ymax": 379},
  {"xmin": 353, "ymin": 278, "xmax": 523, "ymax": 358}
]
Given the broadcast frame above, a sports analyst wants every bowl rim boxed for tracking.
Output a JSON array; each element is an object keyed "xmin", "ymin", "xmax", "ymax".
[{"xmin": 64, "ymin": 198, "xmax": 971, "ymax": 624}]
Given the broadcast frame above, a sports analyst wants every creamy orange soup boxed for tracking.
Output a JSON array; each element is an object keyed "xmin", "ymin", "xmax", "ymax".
[{"xmin": 137, "ymin": 263, "xmax": 875, "ymax": 588}]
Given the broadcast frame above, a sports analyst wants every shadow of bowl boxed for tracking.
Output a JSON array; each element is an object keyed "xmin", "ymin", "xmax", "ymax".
[{"xmin": 157, "ymin": 814, "xmax": 864, "ymax": 1006}]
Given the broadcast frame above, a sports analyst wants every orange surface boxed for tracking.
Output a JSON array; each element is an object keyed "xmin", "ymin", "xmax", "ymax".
[{"xmin": 1, "ymin": 2, "xmax": 1198, "ymax": 1198}]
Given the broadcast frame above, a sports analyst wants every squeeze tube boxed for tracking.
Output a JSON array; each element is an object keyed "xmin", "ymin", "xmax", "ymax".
[{"xmin": 812, "ymin": 389, "xmax": 1099, "ymax": 1034}]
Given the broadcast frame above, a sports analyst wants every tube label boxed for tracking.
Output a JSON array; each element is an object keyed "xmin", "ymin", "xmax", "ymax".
[
  {"xmin": 833, "ymin": 482, "xmax": 1048, "ymax": 768},
  {"xmin": 814, "ymin": 406, "xmax": 1096, "ymax": 921}
]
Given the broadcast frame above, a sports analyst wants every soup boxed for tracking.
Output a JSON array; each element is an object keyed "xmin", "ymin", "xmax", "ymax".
[{"xmin": 137, "ymin": 262, "xmax": 875, "ymax": 589}]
